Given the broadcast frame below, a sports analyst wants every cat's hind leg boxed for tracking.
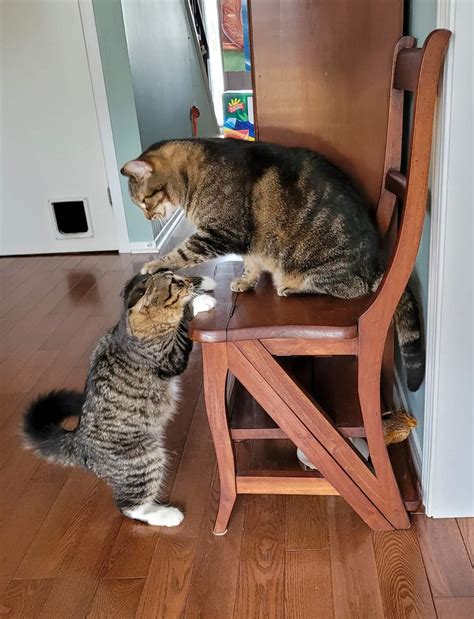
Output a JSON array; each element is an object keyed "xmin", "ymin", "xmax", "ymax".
[
  {"xmin": 114, "ymin": 449, "xmax": 184, "ymax": 527},
  {"xmin": 323, "ymin": 278, "xmax": 371, "ymax": 299},
  {"xmin": 231, "ymin": 255, "xmax": 262, "ymax": 292},
  {"xmin": 276, "ymin": 272, "xmax": 371, "ymax": 299},
  {"xmin": 116, "ymin": 479, "xmax": 184, "ymax": 527},
  {"xmin": 123, "ymin": 502, "xmax": 184, "ymax": 527},
  {"xmin": 273, "ymin": 271, "xmax": 309, "ymax": 297},
  {"xmin": 304, "ymin": 272, "xmax": 372, "ymax": 299}
]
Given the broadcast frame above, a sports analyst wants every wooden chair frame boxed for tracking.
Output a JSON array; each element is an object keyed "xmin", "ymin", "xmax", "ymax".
[{"xmin": 191, "ymin": 31, "xmax": 451, "ymax": 533}]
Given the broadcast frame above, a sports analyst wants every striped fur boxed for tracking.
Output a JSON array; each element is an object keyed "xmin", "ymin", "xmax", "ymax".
[
  {"xmin": 22, "ymin": 272, "xmax": 215, "ymax": 524},
  {"xmin": 122, "ymin": 138, "xmax": 425, "ymax": 391}
]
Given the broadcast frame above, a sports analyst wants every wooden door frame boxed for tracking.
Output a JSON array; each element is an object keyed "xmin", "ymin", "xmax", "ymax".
[
  {"xmin": 78, "ymin": 0, "xmax": 131, "ymax": 253},
  {"xmin": 423, "ymin": 0, "xmax": 473, "ymax": 517}
]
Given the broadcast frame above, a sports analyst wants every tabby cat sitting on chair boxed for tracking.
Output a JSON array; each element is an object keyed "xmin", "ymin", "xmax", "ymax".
[{"xmin": 121, "ymin": 138, "xmax": 424, "ymax": 391}]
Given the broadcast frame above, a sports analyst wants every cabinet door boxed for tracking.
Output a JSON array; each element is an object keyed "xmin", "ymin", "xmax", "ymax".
[
  {"xmin": 249, "ymin": 0, "xmax": 403, "ymax": 207},
  {"xmin": 1, "ymin": 0, "xmax": 118, "ymax": 255}
]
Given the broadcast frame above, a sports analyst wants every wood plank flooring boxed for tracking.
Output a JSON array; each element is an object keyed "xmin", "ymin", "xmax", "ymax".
[{"xmin": 0, "ymin": 253, "xmax": 472, "ymax": 618}]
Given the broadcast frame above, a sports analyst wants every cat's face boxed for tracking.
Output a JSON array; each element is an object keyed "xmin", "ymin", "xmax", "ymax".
[
  {"xmin": 120, "ymin": 158, "xmax": 178, "ymax": 221},
  {"xmin": 392, "ymin": 411, "xmax": 418, "ymax": 428},
  {"xmin": 124, "ymin": 271, "xmax": 193, "ymax": 338}
]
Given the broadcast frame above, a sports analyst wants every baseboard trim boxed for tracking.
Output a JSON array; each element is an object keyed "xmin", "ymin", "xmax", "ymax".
[
  {"xmin": 393, "ymin": 368, "xmax": 423, "ymax": 479},
  {"xmin": 129, "ymin": 241, "xmax": 159, "ymax": 254}
]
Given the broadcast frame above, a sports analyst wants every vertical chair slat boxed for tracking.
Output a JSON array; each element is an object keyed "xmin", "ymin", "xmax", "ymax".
[
  {"xmin": 394, "ymin": 48, "xmax": 424, "ymax": 91},
  {"xmin": 376, "ymin": 36, "xmax": 415, "ymax": 236},
  {"xmin": 362, "ymin": 29, "xmax": 451, "ymax": 331}
]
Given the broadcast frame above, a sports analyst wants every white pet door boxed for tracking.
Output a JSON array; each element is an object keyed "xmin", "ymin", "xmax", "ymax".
[{"xmin": 49, "ymin": 198, "xmax": 94, "ymax": 239}]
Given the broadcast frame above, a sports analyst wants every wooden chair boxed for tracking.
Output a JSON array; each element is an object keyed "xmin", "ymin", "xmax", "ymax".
[{"xmin": 190, "ymin": 30, "xmax": 451, "ymax": 533}]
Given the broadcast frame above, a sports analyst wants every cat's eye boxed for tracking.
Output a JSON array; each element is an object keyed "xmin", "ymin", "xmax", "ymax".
[
  {"xmin": 144, "ymin": 194, "xmax": 157, "ymax": 204},
  {"xmin": 145, "ymin": 187, "xmax": 164, "ymax": 200}
]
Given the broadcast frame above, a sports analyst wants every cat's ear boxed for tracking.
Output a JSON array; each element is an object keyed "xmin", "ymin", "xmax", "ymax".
[
  {"xmin": 122, "ymin": 274, "xmax": 149, "ymax": 310},
  {"xmin": 120, "ymin": 159, "xmax": 153, "ymax": 181},
  {"xmin": 127, "ymin": 284, "xmax": 148, "ymax": 311}
]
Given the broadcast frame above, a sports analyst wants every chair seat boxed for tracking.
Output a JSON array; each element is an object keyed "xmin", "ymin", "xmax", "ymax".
[{"xmin": 190, "ymin": 261, "xmax": 374, "ymax": 343}]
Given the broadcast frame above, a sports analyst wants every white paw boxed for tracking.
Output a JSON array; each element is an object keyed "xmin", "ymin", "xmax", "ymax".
[
  {"xmin": 199, "ymin": 276, "xmax": 216, "ymax": 292},
  {"xmin": 145, "ymin": 505, "xmax": 184, "ymax": 527},
  {"xmin": 124, "ymin": 503, "xmax": 184, "ymax": 527},
  {"xmin": 296, "ymin": 448, "xmax": 318, "ymax": 471},
  {"xmin": 193, "ymin": 294, "xmax": 216, "ymax": 316}
]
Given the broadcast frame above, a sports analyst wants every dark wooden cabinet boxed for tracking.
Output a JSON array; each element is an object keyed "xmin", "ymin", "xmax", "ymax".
[{"xmin": 248, "ymin": 0, "xmax": 403, "ymax": 207}]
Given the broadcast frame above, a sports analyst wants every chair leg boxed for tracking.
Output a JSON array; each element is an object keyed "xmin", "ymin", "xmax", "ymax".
[
  {"xmin": 358, "ymin": 342, "xmax": 410, "ymax": 529},
  {"xmin": 202, "ymin": 343, "xmax": 236, "ymax": 535}
]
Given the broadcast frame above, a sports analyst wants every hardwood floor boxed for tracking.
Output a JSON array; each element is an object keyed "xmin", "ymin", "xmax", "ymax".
[{"xmin": 0, "ymin": 253, "xmax": 472, "ymax": 618}]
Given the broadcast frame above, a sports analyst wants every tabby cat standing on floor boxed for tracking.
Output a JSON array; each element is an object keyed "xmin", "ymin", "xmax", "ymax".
[
  {"xmin": 121, "ymin": 138, "xmax": 424, "ymax": 391},
  {"xmin": 22, "ymin": 271, "xmax": 216, "ymax": 526}
]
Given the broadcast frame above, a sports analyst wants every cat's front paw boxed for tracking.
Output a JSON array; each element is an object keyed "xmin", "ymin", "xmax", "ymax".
[
  {"xmin": 198, "ymin": 276, "xmax": 216, "ymax": 292},
  {"xmin": 140, "ymin": 260, "xmax": 166, "ymax": 275},
  {"xmin": 231, "ymin": 277, "xmax": 255, "ymax": 293},
  {"xmin": 193, "ymin": 294, "xmax": 216, "ymax": 316}
]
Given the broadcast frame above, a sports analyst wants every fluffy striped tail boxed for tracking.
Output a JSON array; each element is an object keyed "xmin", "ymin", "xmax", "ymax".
[
  {"xmin": 22, "ymin": 390, "xmax": 84, "ymax": 465},
  {"xmin": 394, "ymin": 288, "xmax": 425, "ymax": 392}
]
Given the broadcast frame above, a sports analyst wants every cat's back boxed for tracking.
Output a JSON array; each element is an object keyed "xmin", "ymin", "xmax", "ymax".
[
  {"xmin": 84, "ymin": 330, "xmax": 154, "ymax": 410},
  {"xmin": 80, "ymin": 331, "xmax": 177, "ymax": 446},
  {"xmin": 197, "ymin": 139, "xmax": 358, "ymax": 197},
  {"xmin": 148, "ymin": 137, "xmax": 356, "ymax": 197}
]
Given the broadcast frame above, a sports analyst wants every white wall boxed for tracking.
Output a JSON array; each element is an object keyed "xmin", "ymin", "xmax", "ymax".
[
  {"xmin": 0, "ymin": 0, "xmax": 117, "ymax": 255},
  {"xmin": 92, "ymin": 0, "xmax": 154, "ymax": 248},
  {"xmin": 121, "ymin": 0, "xmax": 218, "ymax": 149}
]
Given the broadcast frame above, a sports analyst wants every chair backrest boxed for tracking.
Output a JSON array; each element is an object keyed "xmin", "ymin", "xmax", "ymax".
[{"xmin": 361, "ymin": 29, "xmax": 451, "ymax": 328}]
